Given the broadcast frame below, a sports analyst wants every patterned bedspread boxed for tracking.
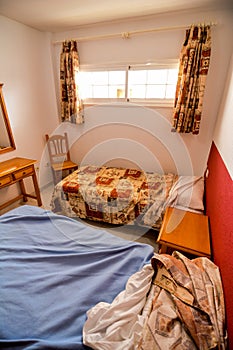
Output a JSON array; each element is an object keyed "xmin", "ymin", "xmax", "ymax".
[{"xmin": 51, "ymin": 165, "xmax": 178, "ymax": 230}]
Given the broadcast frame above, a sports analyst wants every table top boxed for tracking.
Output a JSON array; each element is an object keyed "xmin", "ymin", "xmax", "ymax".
[
  {"xmin": 157, "ymin": 207, "xmax": 211, "ymax": 257},
  {"xmin": 0, "ymin": 157, "xmax": 37, "ymax": 177}
]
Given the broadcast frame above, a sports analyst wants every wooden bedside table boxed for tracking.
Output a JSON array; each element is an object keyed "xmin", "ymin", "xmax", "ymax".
[{"xmin": 157, "ymin": 207, "xmax": 211, "ymax": 258}]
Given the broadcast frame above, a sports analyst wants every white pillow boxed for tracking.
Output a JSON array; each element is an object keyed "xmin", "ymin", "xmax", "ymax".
[{"xmin": 171, "ymin": 176, "xmax": 204, "ymax": 211}]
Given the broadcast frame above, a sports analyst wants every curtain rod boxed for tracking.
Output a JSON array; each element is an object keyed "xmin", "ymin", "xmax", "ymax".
[{"xmin": 52, "ymin": 21, "xmax": 217, "ymax": 45}]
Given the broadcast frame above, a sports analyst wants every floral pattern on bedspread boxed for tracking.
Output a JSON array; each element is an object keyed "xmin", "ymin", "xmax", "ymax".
[
  {"xmin": 138, "ymin": 172, "xmax": 177, "ymax": 229},
  {"xmin": 51, "ymin": 165, "xmax": 178, "ymax": 229}
]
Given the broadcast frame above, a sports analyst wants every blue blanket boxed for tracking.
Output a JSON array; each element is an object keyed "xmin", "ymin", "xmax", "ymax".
[{"xmin": 0, "ymin": 205, "xmax": 154, "ymax": 349}]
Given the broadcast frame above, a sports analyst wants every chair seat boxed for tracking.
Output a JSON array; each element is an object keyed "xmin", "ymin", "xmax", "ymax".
[{"xmin": 52, "ymin": 160, "xmax": 78, "ymax": 172}]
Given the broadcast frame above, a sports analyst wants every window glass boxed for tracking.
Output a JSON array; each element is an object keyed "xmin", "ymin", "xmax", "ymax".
[
  {"xmin": 167, "ymin": 69, "xmax": 178, "ymax": 84},
  {"xmin": 109, "ymin": 71, "xmax": 125, "ymax": 84},
  {"xmin": 128, "ymin": 70, "xmax": 147, "ymax": 84},
  {"xmin": 129, "ymin": 85, "xmax": 146, "ymax": 98},
  {"xmin": 146, "ymin": 85, "xmax": 166, "ymax": 99},
  {"xmin": 92, "ymin": 71, "xmax": 108, "ymax": 85},
  {"xmin": 147, "ymin": 69, "xmax": 167, "ymax": 84},
  {"xmin": 165, "ymin": 84, "xmax": 176, "ymax": 98},
  {"xmin": 93, "ymin": 86, "xmax": 108, "ymax": 98},
  {"xmin": 109, "ymin": 86, "xmax": 125, "ymax": 98},
  {"xmin": 77, "ymin": 65, "xmax": 178, "ymax": 105}
]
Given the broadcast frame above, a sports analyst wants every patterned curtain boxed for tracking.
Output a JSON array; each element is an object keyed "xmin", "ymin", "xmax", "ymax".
[
  {"xmin": 172, "ymin": 25, "xmax": 211, "ymax": 134},
  {"xmin": 60, "ymin": 40, "xmax": 84, "ymax": 124}
]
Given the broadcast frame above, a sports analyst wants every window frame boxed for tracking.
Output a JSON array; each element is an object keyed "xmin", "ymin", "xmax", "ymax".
[{"xmin": 78, "ymin": 60, "xmax": 179, "ymax": 107}]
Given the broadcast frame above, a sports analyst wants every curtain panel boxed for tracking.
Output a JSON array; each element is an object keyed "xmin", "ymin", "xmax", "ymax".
[
  {"xmin": 60, "ymin": 40, "xmax": 84, "ymax": 124},
  {"xmin": 172, "ymin": 25, "xmax": 211, "ymax": 135}
]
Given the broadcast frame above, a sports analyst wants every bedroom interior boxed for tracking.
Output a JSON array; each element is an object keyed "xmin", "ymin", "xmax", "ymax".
[{"xmin": 0, "ymin": 0, "xmax": 232, "ymax": 348}]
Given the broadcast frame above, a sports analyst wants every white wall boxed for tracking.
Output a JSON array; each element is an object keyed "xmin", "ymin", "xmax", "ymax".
[
  {"xmin": 0, "ymin": 16, "xmax": 58, "ymax": 204},
  {"xmin": 50, "ymin": 8, "xmax": 233, "ymax": 177},
  {"xmin": 213, "ymin": 52, "xmax": 233, "ymax": 179}
]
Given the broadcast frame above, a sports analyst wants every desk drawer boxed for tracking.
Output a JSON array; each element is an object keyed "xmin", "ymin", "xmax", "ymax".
[
  {"xmin": 13, "ymin": 166, "xmax": 34, "ymax": 180},
  {"xmin": 0, "ymin": 175, "xmax": 12, "ymax": 188}
]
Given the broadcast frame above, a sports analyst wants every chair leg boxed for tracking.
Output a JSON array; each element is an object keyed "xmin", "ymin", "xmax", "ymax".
[
  {"xmin": 51, "ymin": 169, "xmax": 57, "ymax": 184},
  {"xmin": 54, "ymin": 170, "xmax": 63, "ymax": 184}
]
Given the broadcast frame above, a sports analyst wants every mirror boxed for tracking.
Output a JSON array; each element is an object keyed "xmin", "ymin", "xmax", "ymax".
[{"xmin": 0, "ymin": 83, "xmax": 16, "ymax": 154}]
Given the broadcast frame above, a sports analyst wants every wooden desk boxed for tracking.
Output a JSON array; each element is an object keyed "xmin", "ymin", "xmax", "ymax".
[
  {"xmin": 0, "ymin": 157, "xmax": 42, "ymax": 210},
  {"xmin": 157, "ymin": 207, "xmax": 211, "ymax": 258}
]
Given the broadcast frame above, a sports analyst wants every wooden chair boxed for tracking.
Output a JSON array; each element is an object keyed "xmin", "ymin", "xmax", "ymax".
[{"xmin": 45, "ymin": 133, "xmax": 78, "ymax": 184}]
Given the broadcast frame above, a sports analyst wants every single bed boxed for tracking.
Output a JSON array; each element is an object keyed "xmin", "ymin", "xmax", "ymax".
[
  {"xmin": 51, "ymin": 165, "xmax": 205, "ymax": 230},
  {"xmin": 0, "ymin": 205, "xmax": 154, "ymax": 349},
  {"xmin": 0, "ymin": 205, "xmax": 227, "ymax": 349}
]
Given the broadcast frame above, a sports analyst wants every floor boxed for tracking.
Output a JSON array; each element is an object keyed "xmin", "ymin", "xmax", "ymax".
[{"xmin": 0, "ymin": 184, "xmax": 159, "ymax": 252}]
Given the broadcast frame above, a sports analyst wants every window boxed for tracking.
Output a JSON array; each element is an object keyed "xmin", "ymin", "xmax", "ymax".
[
  {"xmin": 78, "ymin": 70, "xmax": 126, "ymax": 99},
  {"xmin": 77, "ymin": 62, "xmax": 178, "ymax": 106},
  {"xmin": 128, "ymin": 67, "xmax": 178, "ymax": 100}
]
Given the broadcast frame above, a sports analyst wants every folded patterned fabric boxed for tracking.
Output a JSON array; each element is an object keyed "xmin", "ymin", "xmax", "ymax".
[
  {"xmin": 138, "ymin": 251, "xmax": 227, "ymax": 350},
  {"xmin": 83, "ymin": 251, "xmax": 227, "ymax": 350}
]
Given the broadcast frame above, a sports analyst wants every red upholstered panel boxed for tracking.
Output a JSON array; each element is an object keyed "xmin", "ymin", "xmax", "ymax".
[{"xmin": 206, "ymin": 141, "xmax": 233, "ymax": 349}]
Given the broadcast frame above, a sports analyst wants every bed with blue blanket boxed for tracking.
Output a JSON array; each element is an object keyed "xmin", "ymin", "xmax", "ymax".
[{"xmin": 0, "ymin": 205, "xmax": 154, "ymax": 349}]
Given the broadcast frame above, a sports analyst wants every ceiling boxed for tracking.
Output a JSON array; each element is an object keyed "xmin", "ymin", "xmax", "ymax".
[{"xmin": 0, "ymin": 0, "xmax": 226, "ymax": 33}]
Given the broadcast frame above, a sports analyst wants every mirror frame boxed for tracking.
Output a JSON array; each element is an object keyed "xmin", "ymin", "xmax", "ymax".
[{"xmin": 0, "ymin": 83, "xmax": 16, "ymax": 154}]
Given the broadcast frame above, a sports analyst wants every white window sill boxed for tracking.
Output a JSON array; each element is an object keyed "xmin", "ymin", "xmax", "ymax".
[{"xmin": 83, "ymin": 98, "xmax": 174, "ymax": 108}]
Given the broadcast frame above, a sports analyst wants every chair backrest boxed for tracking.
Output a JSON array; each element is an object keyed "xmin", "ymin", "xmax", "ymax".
[{"xmin": 45, "ymin": 133, "xmax": 71, "ymax": 164}]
